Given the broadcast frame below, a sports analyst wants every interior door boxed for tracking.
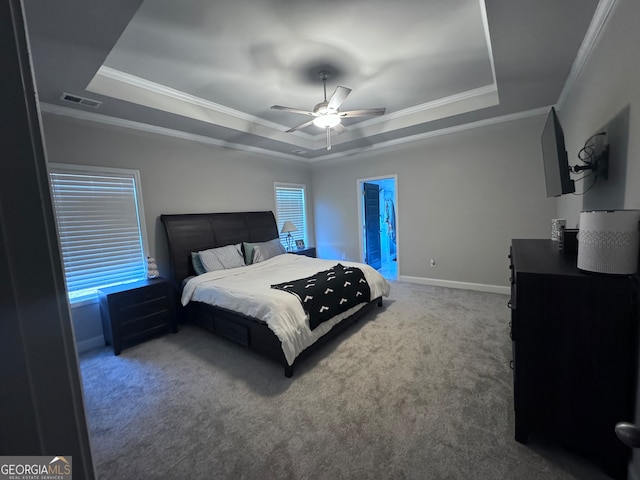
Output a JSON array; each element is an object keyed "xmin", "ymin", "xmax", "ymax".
[{"xmin": 363, "ymin": 182, "xmax": 382, "ymax": 270}]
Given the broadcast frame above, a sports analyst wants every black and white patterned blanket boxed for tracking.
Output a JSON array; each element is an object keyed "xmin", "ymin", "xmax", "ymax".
[{"xmin": 271, "ymin": 264, "xmax": 371, "ymax": 330}]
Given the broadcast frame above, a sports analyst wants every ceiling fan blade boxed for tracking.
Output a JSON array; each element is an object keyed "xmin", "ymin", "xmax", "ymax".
[
  {"xmin": 286, "ymin": 119, "xmax": 315, "ymax": 133},
  {"xmin": 271, "ymin": 105, "xmax": 315, "ymax": 116},
  {"xmin": 332, "ymin": 122, "xmax": 347, "ymax": 135},
  {"xmin": 340, "ymin": 108, "xmax": 386, "ymax": 118},
  {"xmin": 327, "ymin": 86, "xmax": 352, "ymax": 110}
]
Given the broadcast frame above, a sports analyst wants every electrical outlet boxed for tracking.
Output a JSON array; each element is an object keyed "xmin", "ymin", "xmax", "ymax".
[
  {"xmin": 430, "ymin": 258, "xmax": 436, "ymax": 267},
  {"xmin": 341, "ymin": 253, "xmax": 347, "ymax": 260}
]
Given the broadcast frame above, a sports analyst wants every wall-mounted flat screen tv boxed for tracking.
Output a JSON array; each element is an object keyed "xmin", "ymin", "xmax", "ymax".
[{"xmin": 541, "ymin": 107, "xmax": 575, "ymax": 197}]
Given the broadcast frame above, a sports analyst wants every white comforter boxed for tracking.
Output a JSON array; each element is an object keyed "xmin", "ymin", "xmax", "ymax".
[{"xmin": 181, "ymin": 253, "xmax": 391, "ymax": 365}]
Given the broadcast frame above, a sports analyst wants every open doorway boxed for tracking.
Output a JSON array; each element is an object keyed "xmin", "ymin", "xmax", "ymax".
[{"xmin": 357, "ymin": 175, "xmax": 398, "ymax": 281}]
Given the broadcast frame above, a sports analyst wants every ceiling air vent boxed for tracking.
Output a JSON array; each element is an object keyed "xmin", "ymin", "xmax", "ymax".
[{"xmin": 60, "ymin": 92, "xmax": 102, "ymax": 108}]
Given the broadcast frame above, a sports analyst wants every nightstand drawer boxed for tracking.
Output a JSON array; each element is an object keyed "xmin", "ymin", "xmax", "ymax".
[
  {"xmin": 116, "ymin": 296, "xmax": 169, "ymax": 322},
  {"xmin": 120, "ymin": 310, "xmax": 171, "ymax": 337},
  {"xmin": 110, "ymin": 282, "xmax": 168, "ymax": 307}
]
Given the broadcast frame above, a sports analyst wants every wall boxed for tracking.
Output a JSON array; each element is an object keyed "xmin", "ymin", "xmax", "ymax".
[
  {"xmin": 41, "ymin": 113, "xmax": 313, "ymax": 349},
  {"xmin": 557, "ymin": 0, "xmax": 640, "ymax": 224},
  {"xmin": 312, "ymin": 114, "xmax": 557, "ymax": 290},
  {"xmin": 554, "ymin": 0, "xmax": 640, "ymax": 477},
  {"xmin": 45, "ymin": 111, "xmax": 556, "ymax": 347}
]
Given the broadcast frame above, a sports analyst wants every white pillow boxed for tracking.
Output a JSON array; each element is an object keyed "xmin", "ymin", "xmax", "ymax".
[
  {"xmin": 198, "ymin": 244, "xmax": 245, "ymax": 272},
  {"xmin": 198, "ymin": 249, "xmax": 224, "ymax": 272},
  {"xmin": 215, "ymin": 243, "xmax": 246, "ymax": 269},
  {"xmin": 251, "ymin": 239, "xmax": 286, "ymax": 264}
]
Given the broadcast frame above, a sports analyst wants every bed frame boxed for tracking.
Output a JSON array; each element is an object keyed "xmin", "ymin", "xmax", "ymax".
[{"xmin": 160, "ymin": 211, "xmax": 382, "ymax": 377}]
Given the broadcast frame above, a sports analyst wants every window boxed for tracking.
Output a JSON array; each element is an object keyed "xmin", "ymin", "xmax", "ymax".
[
  {"xmin": 49, "ymin": 164, "xmax": 148, "ymax": 304},
  {"xmin": 274, "ymin": 183, "xmax": 307, "ymax": 249}
]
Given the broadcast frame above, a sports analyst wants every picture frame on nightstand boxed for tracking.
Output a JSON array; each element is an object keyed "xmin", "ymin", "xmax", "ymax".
[{"xmin": 295, "ymin": 239, "xmax": 305, "ymax": 248}]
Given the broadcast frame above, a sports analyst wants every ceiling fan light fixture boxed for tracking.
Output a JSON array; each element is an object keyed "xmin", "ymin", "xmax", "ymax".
[
  {"xmin": 271, "ymin": 70, "xmax": 384, "ymax": 147},
  {"xmin": 313, "ymin": 114, "xmax": 341, "ymax": 128}
]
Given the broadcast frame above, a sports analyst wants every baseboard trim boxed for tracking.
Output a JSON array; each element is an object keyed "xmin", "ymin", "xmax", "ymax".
[
  {"xmin": 76, "ymin": 335, "xmax": 105, "ymax": 353},
  {"xmin": 399, "ymin": 275, "xmax": 510, "ymax": 295}
]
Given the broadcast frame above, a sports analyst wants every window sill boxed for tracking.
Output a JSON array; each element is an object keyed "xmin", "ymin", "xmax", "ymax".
[{"xmin": 69, "ymin": 297, "xmax": 99, "ymax": 309}]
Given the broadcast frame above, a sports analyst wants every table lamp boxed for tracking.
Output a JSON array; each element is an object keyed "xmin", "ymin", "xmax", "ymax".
[{"xmin": 281, "ymin": 221, "xmax": 297, "ymax": 251}]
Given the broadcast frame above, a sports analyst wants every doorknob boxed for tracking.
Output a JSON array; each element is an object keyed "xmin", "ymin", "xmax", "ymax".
[{"xmin": 615, "ymin": 422, "xmax": 640, "ymax": 448}]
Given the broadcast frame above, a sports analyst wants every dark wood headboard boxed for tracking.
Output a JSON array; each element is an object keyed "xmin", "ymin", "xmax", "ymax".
[{"xmin": 160, "ymin": 211, "xmax": 279, "ymax": 290}]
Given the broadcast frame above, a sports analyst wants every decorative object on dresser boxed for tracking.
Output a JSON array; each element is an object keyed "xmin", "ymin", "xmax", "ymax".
[
  {"xmin": 508, "ymin": 239, "xmax": 638, "ymax": 480},
  {"xmin": 160, "ymin": 211, "xmax": 389, "ymax": 377},
  {"xmin": 98, "ymin": 278, "xmax": 177, "ymax": 355},
  {"xmin": 146, "ymin": 256, "xmax": 159, "ymax": 279},
  {"xmin": 550, "ymin": 218, "xmax": 566, "ymax": 241},
  {"xmin": 280, "ymin": 221, "xmax": 297, "ymax": 251}
]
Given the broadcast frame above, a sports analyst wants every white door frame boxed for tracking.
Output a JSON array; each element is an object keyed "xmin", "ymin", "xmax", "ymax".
[{"xmin": 356, "ymin": 174, "xmax": 399, "ymax": 271}]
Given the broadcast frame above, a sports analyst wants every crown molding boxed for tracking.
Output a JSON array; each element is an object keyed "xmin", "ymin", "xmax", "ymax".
[
  {"xmin": 556, "ymin": 0, "xmax": 617, "ymax": 109},
  {"xmin": 89, "ymin": 66, "xmax": 498, "ymax": 150},
  {"xmin": 40, "ymin": 102, "xmax": 550, "ymax": 165},
  {"xmin": 310, "ymin": 106, "xmax": 550, "ymax": 163},
  {"xmin": 87, "ymin": 67, "xmax": 320, "ymax": 151},
  {"xmin": 479, "ymin": 0, "xmax": 498, "ymax": 87},
  {"xmin": 318, "ymin": 84, "xmax": 497, "ymax": 138},
  {"xmin": 39, "ymin": 102, "xmax": 310, "ymax": 163},
  {"xmin": 95, "ymin": 66, "xmax": 309, "ymax": 138}
]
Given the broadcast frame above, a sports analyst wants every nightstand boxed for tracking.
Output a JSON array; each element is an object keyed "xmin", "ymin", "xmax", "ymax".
[
  {"xmin": 291, "ymin": 247, "xmax": 316, "ymax": 258},
  {"xmin": 98, "ymin": 278, "xmax": 177, "ymax": 355}
]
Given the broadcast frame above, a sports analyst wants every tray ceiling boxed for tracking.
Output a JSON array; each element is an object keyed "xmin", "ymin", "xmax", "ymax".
[{"xmin": 24, "ymin": 0, "xmax": 601, "ymax": 161}]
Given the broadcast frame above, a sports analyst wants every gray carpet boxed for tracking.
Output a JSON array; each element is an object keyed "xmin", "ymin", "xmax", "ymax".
[{"xmin": 79, "ymin": 281, "xmax": 612, "ymax": 479}]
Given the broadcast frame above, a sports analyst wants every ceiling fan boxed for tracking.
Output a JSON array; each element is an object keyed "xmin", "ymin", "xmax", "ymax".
[{"xmin": 271, "ymin": 70, "xmax": 386, "ymax": 151}]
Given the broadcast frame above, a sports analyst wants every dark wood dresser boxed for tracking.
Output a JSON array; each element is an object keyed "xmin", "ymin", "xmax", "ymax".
[
  {"xmin": 509, "ymin": 239, "xmax": 638, "ymax": 479},
  {"xmin": 98, "ymin": 278, "xmax": 177, "ymax": 355}
]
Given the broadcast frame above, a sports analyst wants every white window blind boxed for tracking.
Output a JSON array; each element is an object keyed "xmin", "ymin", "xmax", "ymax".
[
  {"xmin": 49, "ymin": 165, "xmax": 147, "ymax": 303},
  {"xmin": 275, "ymin": 183, "xmax": 307, "ymax": 248}
]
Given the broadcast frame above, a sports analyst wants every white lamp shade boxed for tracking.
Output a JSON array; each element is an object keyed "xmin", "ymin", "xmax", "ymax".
[
  {"xmin": 281, "ymin": 221, "xmax": 297, "ymax": 234},
  {"xmin": 577, "ymin": 210, "xmax": 640, "ymax": 274}
]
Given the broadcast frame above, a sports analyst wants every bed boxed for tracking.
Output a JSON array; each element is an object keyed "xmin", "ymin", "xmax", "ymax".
[{"xmin": 160, "ymin": 211, "xmax": 390, "ymax": 377}]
